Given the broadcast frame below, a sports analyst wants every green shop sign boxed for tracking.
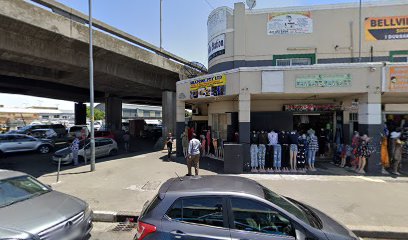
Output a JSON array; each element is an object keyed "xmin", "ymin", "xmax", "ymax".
[{"xmin": 295, "ymin": 74, "xmax": 352, "ymax": 88}]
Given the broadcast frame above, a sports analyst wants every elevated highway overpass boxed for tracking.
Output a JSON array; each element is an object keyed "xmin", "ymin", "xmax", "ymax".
[{"xmin": 0, "ymin": 0, "xmax": 204, "ymax": 133}]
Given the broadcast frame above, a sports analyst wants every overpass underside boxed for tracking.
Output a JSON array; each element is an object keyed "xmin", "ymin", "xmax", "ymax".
[{"xmin": 0, "ymin": 0, "xmax": 191, "ymax": 133}]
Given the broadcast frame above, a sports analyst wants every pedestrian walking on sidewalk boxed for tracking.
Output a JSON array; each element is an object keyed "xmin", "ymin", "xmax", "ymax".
[
  {"xmin": 187, "ymin": 133, "xmax": 201, "ymax": 176},
  {"xmin": 181, "ymin": 131, "xmax": 189, "ymax": 158},
  {"xmin": 166, "ymin": 133, "xmax": 174, "ymax": 161},
  {"xmin": 123, "ymin": 132, "xmax": 130, "ymax": 152},
  {"xmin": 71, "ymin": 137, "xmax": 80, "ymax": 166}
]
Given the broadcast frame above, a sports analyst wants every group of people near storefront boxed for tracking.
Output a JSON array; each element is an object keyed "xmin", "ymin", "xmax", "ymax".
[
  {"xmin": 181, "ymin": 127, "xmax": 224, "ymax": 160},
  {"xmin": 333, "ymin": 132, "xmax": 373, "ymax": 174},
  {"xmin": 381, "ymin": 125, "xmax": 406, "ymax": 175},
  {"xmin": 249, "ymin": 128, "xmax": 320, "ymax": 173},
  {"xmin": 332, "ymin": 125, "xmax": 407, "ymax": 175}
]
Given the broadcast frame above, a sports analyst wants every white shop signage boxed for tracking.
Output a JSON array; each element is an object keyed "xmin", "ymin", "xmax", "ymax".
[{"xmin": 208, "ymin": 34, "xmax": 225, "ymax": 61}]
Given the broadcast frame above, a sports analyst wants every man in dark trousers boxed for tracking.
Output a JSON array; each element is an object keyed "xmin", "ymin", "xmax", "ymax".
[{"xmin": 166, "ymin": 132, "xmax": 174, "ymax": 161}]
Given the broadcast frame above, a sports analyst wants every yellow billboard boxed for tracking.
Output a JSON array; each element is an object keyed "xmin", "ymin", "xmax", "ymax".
[
  {"xmin": 365, "ymin": 16, "xmax": 408, "ymax": 41},
  {"xmin": 190, "ymin": 75, "xmax": 226, "ymax": 99}
]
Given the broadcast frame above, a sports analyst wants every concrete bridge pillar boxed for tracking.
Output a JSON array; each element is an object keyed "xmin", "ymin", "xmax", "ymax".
[
  {"xmin": 105, "ymin": 96, "xmax": 122, "ymax": 132},
  {"xmin": 162, "ymin": 91, "xmax": 176, "ymax": 137},
  {"xmin": 74, "ymin": 102, "xmax": 86, "ymax": 125}
]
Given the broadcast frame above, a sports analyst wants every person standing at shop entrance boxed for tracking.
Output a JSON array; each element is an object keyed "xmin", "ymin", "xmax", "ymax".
[{"xmin": 187, "ymin": 133, "xmax": 201, "ymax": 176}]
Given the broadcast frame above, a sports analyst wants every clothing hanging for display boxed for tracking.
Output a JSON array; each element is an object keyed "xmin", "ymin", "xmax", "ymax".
[
  {"xmin": 268, "ymin": 131, "xmax": 278, "ymax": 145},
  {"xmin": 300, "ymin": 115, "xmax": 309, "ymax": 124},
  {"xmin": 273, "ymin": 144, "xmax": 282, "ymax": 169},
  {"xmin": 381, "ymin": 136, "xmax": 390, "ymax": 168},
  {"xmin": 297, "ymin": 137, "xmax": 307, "ymax": 168},
  {"xmin": 250, "ymin": 144, "xmax": 259, "ymax": 168},
  {"xmin": 279, "ymin": 131, "xmax": 290, "ymax": 168},
  {"xmin": 258, "ymin": 144, "xmax": 266, "ymax": 167},
  {"xmin": 265, "ymin": 145, "xmax": 274, "ymax": 169},
  {"xmin": 318, "ymin": 131, "xmax": 327, "ymax": 155},
  {"xmin": 206, "ymin": 131, "xmax": 211, "ymax": 146},
  {"xmin": 210, "ymin": 138, "xmax": 215, "ymax": 155},
  {"xmin": 250, "ymin": 132, "xmax": 259, "ymax": 145},
  {"xmin": 259, "ymin": 131, "xmax": 268, "ymax": 145}
]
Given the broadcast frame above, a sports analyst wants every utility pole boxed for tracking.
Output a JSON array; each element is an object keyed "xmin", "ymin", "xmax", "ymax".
[
  {"xmin": 358, "ymin": 0, "xmax": 362, "ymax": 62},
  {"xmin": 89, "ymin": 0, "xmax": 96, "ymax": 171},
  {"xmin": 160, "ymin": 0, "xmax": 163, "ymax": 50}
]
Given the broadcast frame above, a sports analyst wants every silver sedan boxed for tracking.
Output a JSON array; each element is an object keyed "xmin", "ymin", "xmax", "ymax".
[{"xmin": 0, "ymin": 169, "xmax": 93, "ymax": 239}]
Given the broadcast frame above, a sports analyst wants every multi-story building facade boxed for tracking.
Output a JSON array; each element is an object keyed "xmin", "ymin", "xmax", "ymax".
[{"xmin": 176, "ymin": 1, "xmax": 408, "ymax": 173}]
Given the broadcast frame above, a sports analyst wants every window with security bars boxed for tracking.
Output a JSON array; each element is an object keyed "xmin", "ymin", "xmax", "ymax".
[{"xmin": 276, "ymin": 58, "xmax": 311, "ymax": 66}]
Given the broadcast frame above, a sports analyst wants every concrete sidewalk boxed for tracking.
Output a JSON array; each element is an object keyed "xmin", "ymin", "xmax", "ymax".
[{"xmin": 37, "ymin": 151, "xmax": 408, "ymax": 238}]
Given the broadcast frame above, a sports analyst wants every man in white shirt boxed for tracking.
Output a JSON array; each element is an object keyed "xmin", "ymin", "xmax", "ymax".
[{"xmin": 187, "ymin": 133, "xmax": 201, "ymax": 176}]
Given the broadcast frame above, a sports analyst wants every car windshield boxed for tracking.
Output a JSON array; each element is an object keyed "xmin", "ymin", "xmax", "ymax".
[
  {"xmin": 262, "ymin": 185, "xmax": 311, "ymax": 225},
  {"xmin": 0, "ymin": 176, "xmax": 51, "ymax": 208}
]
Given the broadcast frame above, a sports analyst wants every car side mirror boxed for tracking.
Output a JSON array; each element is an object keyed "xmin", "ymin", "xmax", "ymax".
[
  {"xmin": 46, "ymin": 184, "xmax": 52, "ymax": 190},
  {"xmin": 295, "ymin": 228, "xmax": 307, "ymax": 240}
]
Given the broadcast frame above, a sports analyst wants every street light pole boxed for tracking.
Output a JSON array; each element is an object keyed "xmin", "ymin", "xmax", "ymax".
[
  {"xmin": 358, "ymin": 0, "xmax": 362, "ymax": 62},
  {"xmin": 89, "ymin": 0, "xmax": 96, "ymax": 171},
  {"xmin": 160, "ymin": 0, "xmax": 163, "ymax": 50}
]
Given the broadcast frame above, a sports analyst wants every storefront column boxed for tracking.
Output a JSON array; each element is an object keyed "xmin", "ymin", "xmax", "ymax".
[
  {"xmin": 358, "ymin": 93, "xmax": 382, "ymax": 174},
  {"xmin": 239, "ymin": 93, "xmax": 251, "ymax": 171},
  {"xmin": 176, "ymin": 99, "xmax": 185, "ymax": 157}
]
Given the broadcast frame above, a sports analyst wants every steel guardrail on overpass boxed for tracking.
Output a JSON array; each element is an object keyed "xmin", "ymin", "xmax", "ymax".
[{"xmin": 30, "ymin": 0, "xmax": 207, "ymax": 74}]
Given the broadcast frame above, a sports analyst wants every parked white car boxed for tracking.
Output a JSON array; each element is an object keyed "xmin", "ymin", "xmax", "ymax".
[
  {"xmin": 67, "ymin": 125, "xmax": 89, "ymax": 138},
  {"xmin": 52, "ymin": 138, "xmax": 118, "ymax": 165}
]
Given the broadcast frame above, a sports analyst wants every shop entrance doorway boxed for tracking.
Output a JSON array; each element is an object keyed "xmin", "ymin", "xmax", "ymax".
[{"xmin": 294, "ymin": 113, "xmax": 334, "ymax": 135}]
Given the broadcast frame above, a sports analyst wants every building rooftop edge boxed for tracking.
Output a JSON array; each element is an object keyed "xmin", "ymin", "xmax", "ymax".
[
  {"xmin": 246, "ymin": 0, "xmax": 408, "ymax": 14},
  {"xmin": 177, "ymin": 62, "xmax": 408, "ymax": 85}
]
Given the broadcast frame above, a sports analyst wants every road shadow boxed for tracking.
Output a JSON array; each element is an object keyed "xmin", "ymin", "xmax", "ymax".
[
  {"xmin": 159, "ymin": 153, "xmax": 224, "ymax": 174},
  {"xmin": 0, "ymin": 137, "xmax": 158, "ymax": 178}
]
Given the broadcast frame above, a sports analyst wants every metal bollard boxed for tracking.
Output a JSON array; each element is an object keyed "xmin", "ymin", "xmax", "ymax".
[{"xmin": 56, "ymin": 157, "xmax": 61, "ymax": 183}]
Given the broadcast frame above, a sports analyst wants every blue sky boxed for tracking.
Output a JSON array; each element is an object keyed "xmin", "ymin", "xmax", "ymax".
[{"xmin": 0, "ymin": 0, "xmax": 383, "ymax": 109}]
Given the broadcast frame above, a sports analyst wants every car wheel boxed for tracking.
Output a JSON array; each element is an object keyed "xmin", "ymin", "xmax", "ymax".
[
  {"xmin": 109, "ymin": 149, "xmax": 118, "ymax": 156},
  {"xmin": 38, "ymin": 145, "xmax": 51, "ymax": 154}
]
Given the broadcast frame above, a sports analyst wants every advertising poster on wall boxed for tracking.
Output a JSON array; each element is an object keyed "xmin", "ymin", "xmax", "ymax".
[
  {"xmin": 365, "ymin": 16, "xmax": 408, "ymax": 41},
  {"xmin": 267, "ymin": 12, "xmax": 313, "ymax": 35},
  {"xmin": 208, "ymin": 34, "xmax": 225, "ymax": 61},
  {"xmin": 190, "ymin": 75, "xmax": 226, "ymax": 99},
  {"xmin": 388, "ymin": 66, "xmax": 408, "ymax": 92}
]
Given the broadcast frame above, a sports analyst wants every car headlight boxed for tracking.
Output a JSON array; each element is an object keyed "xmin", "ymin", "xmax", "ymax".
[{"xmin": 84, "ymin": 204, "xmax": 92, "ymax": 218}]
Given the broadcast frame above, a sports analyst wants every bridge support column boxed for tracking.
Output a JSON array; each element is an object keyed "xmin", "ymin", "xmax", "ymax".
[
  {"xmin": 105, "ymin": 96, "xmax": 122, "ymax": 132},
  {"xmin": 162, "ymin": 91, "xmax": 176, "ymax": 137},
  {"xmin": 75, "ymin": 102, "xmax": 86, "ymax": 125}
]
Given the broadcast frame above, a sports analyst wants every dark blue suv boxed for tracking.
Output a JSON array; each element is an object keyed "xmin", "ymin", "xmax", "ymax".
[{"xmin": 134, "ymin": 175, "xmax": 358, "ymax": 240}]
